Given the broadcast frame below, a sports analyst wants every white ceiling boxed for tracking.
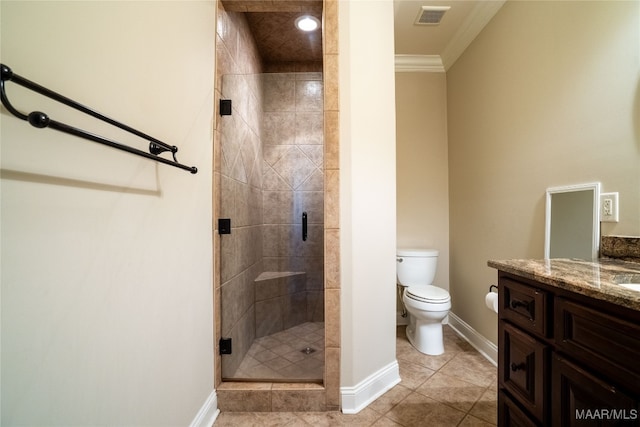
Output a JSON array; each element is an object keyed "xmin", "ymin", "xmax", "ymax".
[{"xmin": 394, "ymin": 0, "xmax": 506, "ymax": 71}]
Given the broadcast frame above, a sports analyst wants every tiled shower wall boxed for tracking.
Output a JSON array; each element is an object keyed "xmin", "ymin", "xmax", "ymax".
[
  {"xmin": 215, "ymin": 0, "xmax": 341, "ymax": 410},
  {"xmin": 215, "ymin": 6, "xmax": 324, "ymax": 379},
  {"xmin": 262, "ymin": 72, "xmax": 325, "ymax": 324},
  {"xmin": 216, "ymin": 7, "xmax": 265, "ymax": 379}
]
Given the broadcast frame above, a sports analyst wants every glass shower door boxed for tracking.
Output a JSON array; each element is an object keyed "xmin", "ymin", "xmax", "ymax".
[{"xmin": 218, "ymin": 71, "xmax": 325, "ymax": 382}]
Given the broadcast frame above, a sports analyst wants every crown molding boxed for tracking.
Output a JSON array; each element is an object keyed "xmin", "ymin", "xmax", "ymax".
[
  {"xmin": 395, "ymin": 1, "xmax": 506, "ymax": 73},
  {"xmin": 395, "ymin": 55, "xmax": 445, "ymax": 73},
  {"xmin": 441, "ymin": 0, "xmax": 506, "ymax": 70}
]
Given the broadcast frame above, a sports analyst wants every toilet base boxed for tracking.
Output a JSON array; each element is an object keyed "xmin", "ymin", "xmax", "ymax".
[{"xmin": 406, "ymin": 320, "xmax": 445, "ymax": 356}]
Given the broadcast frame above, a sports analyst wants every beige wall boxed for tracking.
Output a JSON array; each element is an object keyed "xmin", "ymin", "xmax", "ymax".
[
  {"xmin": 447, "ymin": 0, "xmax": 640, "ymax": 346},
  {"xmin": 1, "ymin": 1, "xmax": 216, "ymax": 425},
  {"xmin": 339, "ymin": 0, "xmax": 398, "ymax": 388},
  {"xmin": 395, "ymin": 72, "xmax": 450, "ymax": 291}
]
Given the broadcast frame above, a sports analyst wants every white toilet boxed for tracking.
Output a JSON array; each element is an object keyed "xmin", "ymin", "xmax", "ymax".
[{"xmin": 397, "ymin": 248, "xmax": 451, "ymax": 356}]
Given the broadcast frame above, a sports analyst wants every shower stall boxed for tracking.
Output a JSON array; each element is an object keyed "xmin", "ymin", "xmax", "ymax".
[{"xmin": 217, "ymin": 70, "xmax": 325, "ymax": 381}]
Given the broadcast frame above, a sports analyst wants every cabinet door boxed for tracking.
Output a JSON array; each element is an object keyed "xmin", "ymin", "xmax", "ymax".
[
  {"xmin": 551, "ymin": 354, "xmax": 639, "ymax": 427},
  {"xmin": 500, "ymin": 275, "xmax": 548, "ymax": 337},
  {"xmin": 499, "ymin": 321, "xmax": 548, "ymax": 423},
  {"xmin": 499, "ymin": 390, "xmax": 540, "ymax": 427},
  {"xmin": 555, "ymin": 297, "xmax": 640, "ymax": 391}
]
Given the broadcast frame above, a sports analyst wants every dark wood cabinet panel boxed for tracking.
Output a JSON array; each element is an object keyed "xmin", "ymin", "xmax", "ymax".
[
  {"xmin": 498, "ymin": 390, "xmax": 541, "ymax": 427},
  {"xmin": 499, "ymin": 322, "xmax": 548, "ymax": 422},
  {"xmin": 497, "ymin": 271, "xmax": 640, "ymax": 427},
  {"xmin": 555, "ymin": 297, "xmax": 640, "ymax": 391},
  {"xmin": 551, "ymin": 354, "xmax": 639, "ymax": 427},
  {"xmin": 499, "ymin": 275, "xmax": 548, "ymax": 337}
]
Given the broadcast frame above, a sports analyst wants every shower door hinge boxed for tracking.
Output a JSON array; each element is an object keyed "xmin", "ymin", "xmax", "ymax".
[
  {"xmin": 219, "ymin": 337, "xmax": 232, "ymax": 355},
  {"xmin": 219, "ymin": 99, "xmax": 232, "ymax": 116},
  {"xmin": 218, "ymin": 218, "xmax": 231, "ymax": 234}
]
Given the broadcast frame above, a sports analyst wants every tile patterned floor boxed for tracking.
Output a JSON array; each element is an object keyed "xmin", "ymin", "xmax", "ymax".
[
  {"xmin": 215, "ymin": 325, "xmax": 498, "ymax": 426},
  {"xmin": 231, "ymin": 322, "xmax": 325, "ymax": 380}
]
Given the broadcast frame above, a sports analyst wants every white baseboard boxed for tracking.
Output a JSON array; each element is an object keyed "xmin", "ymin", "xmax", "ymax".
[
  {"xmin": 341, "ymin": 360, "xmax": 401, "ymax": 414},
  {"xmin": 190, "ymin": 390, "xmax": 220, "ymax": 427},
  {"xmin": 447, "ymin": 312, "xmax": 497, "ymax": 366}
]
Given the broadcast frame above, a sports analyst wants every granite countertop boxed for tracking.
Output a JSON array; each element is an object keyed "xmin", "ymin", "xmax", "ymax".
[{"xmin": 488, "ymin": 258, "xmax": 640, "ymax": 312}]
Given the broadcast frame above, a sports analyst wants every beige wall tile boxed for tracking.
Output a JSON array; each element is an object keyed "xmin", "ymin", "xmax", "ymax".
[
  {"xmin": 324, "ymin": 347, "xmax": 341, "ymax": 407},
  {"xmin": 324, "ymin": 111, "xmax": 339, "ymax": 169},
  {"xmin": 296, "ymin": 80, "xmax": 324, "ymax": 112},
  {"xmin": 272, "ymin": 386, "xmax": 326, "ymax": 411},
  {"xmin": 324, "ymin": 229, "xmax": 340, "ymax": 289},
  {"xmin": 324, "ymin": 289, "xmax": 340, "ymax": 348},
  {"xmin": 217, "ymin": 387, "xmax": 271, "ymax": 412},
  {"xmin": 324, "ymin": 169, "xmax": 339, "ymax": 229},
  {"xmin": 322, "ymin": 54, "xmax": 339, "ymax": 111},
  {"xmin": 323, "ymin": 0, "xmax": 338, "ymax": 55}
]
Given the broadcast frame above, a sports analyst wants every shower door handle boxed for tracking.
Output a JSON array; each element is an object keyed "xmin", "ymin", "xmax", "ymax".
[{"xmin": 302, "ymin": 212, "xmax": 308, "ymax": 241}]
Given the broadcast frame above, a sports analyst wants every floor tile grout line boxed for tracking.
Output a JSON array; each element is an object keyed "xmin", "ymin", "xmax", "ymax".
[
  {"xmin": 392, "ymin": 361, "xmax": 490, "ymax": 426},
  {"xmin": 216, "ymin": 325, "xmax": 496, "ymax": 426},
  {"xmin": 391, "ymin": 327, "xmax": 496, "ymax": 426}
]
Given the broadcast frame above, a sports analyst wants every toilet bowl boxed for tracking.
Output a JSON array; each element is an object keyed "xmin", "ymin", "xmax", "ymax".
[
  {"xmin": 403, "ymin": 285, "xmax": 451, "ymax": 355},
  {"xmin": 397, "ymin": 248, "xmax": 451, "ymax": 356}
]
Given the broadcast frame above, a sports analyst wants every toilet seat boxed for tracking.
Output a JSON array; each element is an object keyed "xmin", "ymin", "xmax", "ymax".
[{"xmin": 405, "ymin": 285, "xmax": 450, "ymax": 304}]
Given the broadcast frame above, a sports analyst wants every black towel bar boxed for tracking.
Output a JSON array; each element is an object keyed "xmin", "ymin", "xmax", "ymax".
[{"xmin": 0, "ymin": 63, "xmax": 197, "ymax": 174}]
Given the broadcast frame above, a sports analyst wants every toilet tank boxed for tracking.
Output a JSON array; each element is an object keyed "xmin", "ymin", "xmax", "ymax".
[{"xmin": 396, "ymin": 248, "xmax": 439, "ymax": 286}]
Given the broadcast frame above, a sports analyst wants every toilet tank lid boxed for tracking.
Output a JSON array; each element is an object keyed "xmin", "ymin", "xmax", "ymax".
[{"xmin": 397, "ymin": 248, "xmax": 439, "ymax": 257}]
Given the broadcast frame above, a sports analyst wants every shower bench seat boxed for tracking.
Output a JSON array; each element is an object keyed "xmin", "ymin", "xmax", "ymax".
[{"xmin": 254, "ymin": 271, "xmax": 308, "ymax": 338}]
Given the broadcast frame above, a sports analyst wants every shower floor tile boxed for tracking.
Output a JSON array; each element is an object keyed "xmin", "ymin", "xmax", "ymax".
[{"xmin": 233, "ymin": 322, "xmax": 325, "ymax": 381}]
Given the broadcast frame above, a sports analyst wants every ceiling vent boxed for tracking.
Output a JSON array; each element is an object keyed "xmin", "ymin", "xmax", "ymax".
[{"xmin": 414, "ymin": 6, "xmax": 451, "ymax": 25}]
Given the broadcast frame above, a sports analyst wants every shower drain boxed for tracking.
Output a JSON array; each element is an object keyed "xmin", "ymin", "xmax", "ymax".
[{"xmin": 300, "ymin": 347, "xmax": 316, "ymax": 355}]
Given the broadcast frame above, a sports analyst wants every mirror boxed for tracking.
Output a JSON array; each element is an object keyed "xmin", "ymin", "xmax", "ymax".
[{"xmin": 545, "ymin": 183, "xmax": 600, "ymax": 260}]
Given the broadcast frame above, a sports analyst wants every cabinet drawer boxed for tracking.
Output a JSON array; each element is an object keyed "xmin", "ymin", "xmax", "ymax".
[
  {"xmin": 555, "ymin": 297, "xmax": 640, "ymax": 391},
  {"xmin": 500, "ymin": 276, "xmax": 549, "ymax": 337},
  {"xmin": 551, "ymin": 354, "xmax": 639, "ymax": 427},
  {"xmin": 499, "ymin": 321, "xmax": 548, "ymax": 422},
  {"xmin": 499, "ymin": 390, "xmax": 540, "ymax": 427}
]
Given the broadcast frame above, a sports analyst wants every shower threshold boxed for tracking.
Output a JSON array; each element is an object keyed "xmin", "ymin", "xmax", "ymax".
[{"xmin": 225, "ymin": 322, "xmax": 325, "ymax": 382}]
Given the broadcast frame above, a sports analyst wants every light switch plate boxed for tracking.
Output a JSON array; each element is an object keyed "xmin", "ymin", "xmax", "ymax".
[{"xmin": 600, "ymin": 192, "xmax": 619, "ymax": 223}]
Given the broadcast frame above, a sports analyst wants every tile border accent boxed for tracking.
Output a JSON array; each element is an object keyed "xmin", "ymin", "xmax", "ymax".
[
  {"xmin": 322, "ymin": 0, "xmax": 341, "ymax": 411},
  {"xmin": 447, "ymin": 312, "xmax": 497, "ymax": 366},
  {"xmin": 340, "ymin": 360, "xmax": 401, "ymax": 415}
]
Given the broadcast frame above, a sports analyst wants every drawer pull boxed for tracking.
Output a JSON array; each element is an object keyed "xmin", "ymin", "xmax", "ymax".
[
  {"xmin": 510, "ymin": 362, "xmax": 527, "ymax": 372},
  {"xmin": 510, "ymin": 299, "xmax": 531, "ymax": 311}
]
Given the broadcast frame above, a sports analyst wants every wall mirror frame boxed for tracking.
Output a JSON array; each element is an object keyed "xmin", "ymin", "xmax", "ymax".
[{"xmin": 545, "ymin": 182, "xmax": 601, "ymax": 260}]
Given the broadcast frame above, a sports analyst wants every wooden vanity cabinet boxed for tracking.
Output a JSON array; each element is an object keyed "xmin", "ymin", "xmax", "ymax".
[
  {"xmin": 552, "ymin": 354, "xmax": 638, "ymax": 427},
  {"xmin": 497, "ymin": 272, "xmax": 640, "ymax": 426},
  {"xmin": 498, "ymin": 390, "xmax": 539, "ymax": 427},
  {"xmin": 499, "ymin": 321, "xmax": 548, "ymax": 421}
]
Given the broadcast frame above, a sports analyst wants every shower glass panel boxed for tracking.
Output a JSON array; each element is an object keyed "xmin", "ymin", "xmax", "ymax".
[{"xmin": 219, "ymin": 71, "xmax": 325, "ymax": 382}]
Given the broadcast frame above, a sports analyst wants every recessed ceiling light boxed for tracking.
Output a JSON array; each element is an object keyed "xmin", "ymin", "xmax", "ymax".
[{"xmin": 295, "ymin": 15, "xmax": 320, "ymax": 32}]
